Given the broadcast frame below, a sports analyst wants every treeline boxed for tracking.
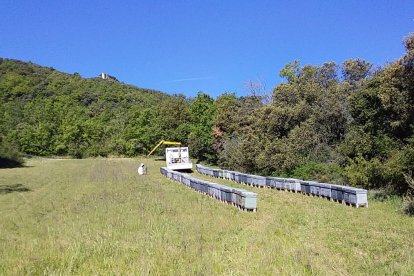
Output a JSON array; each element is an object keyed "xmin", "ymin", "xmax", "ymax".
[
  {"xmin": 214, "ymin": 33, "xmax": 414, "ymax": 196},
  {"xmin": 1, "ymin": 33, "xmax": 414, "ymax": 199}
]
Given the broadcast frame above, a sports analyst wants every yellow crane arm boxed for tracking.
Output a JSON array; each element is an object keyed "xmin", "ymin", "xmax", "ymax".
[{"xmin": 147, "ymin": 140, "xmax": 181, "ymax": 157}]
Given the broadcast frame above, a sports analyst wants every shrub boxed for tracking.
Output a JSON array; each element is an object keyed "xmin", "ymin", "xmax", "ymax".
[
  {"xmin": 401, "ymin": 172, "xmax": 414, "ymax": 215},
  {"xmin": 401, "ymin": 193, "xmax": 414, "ymax": 215},
  {"xmin": 277, "ymin": 161, "xmax": 346, "ymax": 184},
  {"xmin": 344, "ymin": 155, "xmax": 383, "ymax": 189},
  {"xmin": 0, "ymin": 139, "xmax": 24, "ymax": 168}
]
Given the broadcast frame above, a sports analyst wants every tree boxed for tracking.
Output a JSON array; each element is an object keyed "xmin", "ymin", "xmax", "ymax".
[{"xmin": 188, "ymin": 92, "xmax": 216, "ymax": 162}]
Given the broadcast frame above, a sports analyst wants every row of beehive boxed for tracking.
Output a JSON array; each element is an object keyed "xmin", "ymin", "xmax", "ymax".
[
  {"xmin": 196, "ymin": 164, "xmax": 368, "ymax": 208},
  {"xmin": 160, "ymin": 167, "xmax": 258, "ymax": 212}
]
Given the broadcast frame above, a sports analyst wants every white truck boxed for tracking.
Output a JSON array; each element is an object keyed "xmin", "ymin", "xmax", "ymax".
[
  {"xmin": 147, "ymin": 140, "xmax": 193, "ymax": 170},
  {"xmin": 165, "ymin": 147, "xmax": 193, "ymax": 170}
]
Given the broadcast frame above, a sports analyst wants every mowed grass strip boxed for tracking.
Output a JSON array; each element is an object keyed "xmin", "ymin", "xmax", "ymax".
[{"xmin": 0, "ymin": 158, "xmax": 412, "ymax": 275}]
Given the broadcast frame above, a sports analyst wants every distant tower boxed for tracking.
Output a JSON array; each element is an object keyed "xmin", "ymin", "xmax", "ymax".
[{"xmin": 99, "ymin": 72, "xmax": 118, "ymax": 81}]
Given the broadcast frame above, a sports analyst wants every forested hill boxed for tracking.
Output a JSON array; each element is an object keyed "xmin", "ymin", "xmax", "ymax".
[{"xmin": 0, "ymin": 58, "xmax": 171, "ymax": 157}]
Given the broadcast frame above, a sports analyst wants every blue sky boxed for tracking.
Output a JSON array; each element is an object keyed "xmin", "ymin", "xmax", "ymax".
[{"xmin": 1, "ymin": 0, "xmax": 413, "ymax": 98}]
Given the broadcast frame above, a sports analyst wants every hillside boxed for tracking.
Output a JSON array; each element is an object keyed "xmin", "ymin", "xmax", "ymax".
[{"xmin": 0, "ymin": 58, "xmax": 171, "ymax": 157}]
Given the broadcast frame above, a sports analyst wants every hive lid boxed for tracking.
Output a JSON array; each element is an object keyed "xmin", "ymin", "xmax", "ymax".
[{"xmin": 242, "ymin": 191, "xmax": 258, "ymax": 198}]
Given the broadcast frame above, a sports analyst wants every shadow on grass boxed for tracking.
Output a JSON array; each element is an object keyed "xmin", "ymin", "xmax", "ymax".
[
  {"xmin": 0, "ymin": 184, "xmax": 31, "ymax": 194},
  {"xmin": 178, "ymin": 169, "xmax": 194, "ymax": 174},
  {"xmin": 0, "ymin": 157, "xmax": 24, "ymax": 169},
  {"xmin": 154, "ymin": 157, "xmax": 166, "ymax": 161}
]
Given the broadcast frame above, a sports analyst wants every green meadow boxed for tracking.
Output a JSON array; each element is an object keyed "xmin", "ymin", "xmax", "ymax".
[{"xmin": 0, "ymin": 158, "xmax": 413, "ymax": 275}]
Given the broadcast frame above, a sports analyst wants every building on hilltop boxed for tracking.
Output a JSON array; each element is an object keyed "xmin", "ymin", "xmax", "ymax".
[{"xmin": 99, "ymin": 72, "xmax": 119, "ymax": 82}]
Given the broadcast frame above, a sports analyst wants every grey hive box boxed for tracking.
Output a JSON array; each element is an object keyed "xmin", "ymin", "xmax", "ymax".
[
  {"xmin": 234, "ymin": 172, "xmax": 241, "ymax": 183},
  {"xmin": 309, "ymin": 181, "xmax": 321, "ymax": 196},
  {"xmin": 342, "ymin": 186, "xmax": 368, "ymax": 207},
  {"xmin": 206, "ymin": 181, "xmax": 215, "ymax": 194},
  {"xmin": 317, "ymin": 183, "xmax": 332, "ymax": 198},
  {"xmin": 246, "ymin": 175, "xmax": 254, "ymax": 185},
  {"xmin": 222, "ymin": 186, "xmax": 232, "ymax": 202},
  {"xmin": 197, "ymin": 166, "xmax": 204, "ymax": 174},
  {"xmin": 223, "ymin": 170, "xmax": 230, "ymax": 179},
  {"xmin": 252, "ymin": 175, "xmax": 266, "ymax": 187},
  {"xmin": 232, "ymin": 188, "xmax": 242, "ymax": 205},
  {"xmin": 219, "ymin": 186, "xmax": 228, "ymax": 201},
  {"xmin": 229, "ymin": 171, "xmax": 236, "ymax": 181},
  {"xmin": 174, "ymin": 172, "xmax": 182, "ymax": 182},
  {"xmin": 233, "ymin": 188, "xmax": 247, "ymax": 206},
  {"xmin": 196, "ymin": 179, "xmax": 204, "ymax": 192},
  {"xmin": 192, "ymin": 178, "xmax": 198, "ymax": 190},
  {"xmin": 239, "ymin": 174, "xmax": 248, "ymax": 184},
  {"xmin": 205, "ymin": 181, "xmax": 212, "ymax": 194},
  {"xmin": 213, "ymin": 169, "xmax": 222, "ymax": 178},
  {"xmin": 266, "ymin": 177, "xmax": 284, "ymax": 188},
  {"xmin": 190, "ymin": 177, "xmax": 198, "ymax": 190},
  {"xmin": 275, "ymin": 178, "xmax": 285, "ymax": 189},
  {"xmin": 331, "ymin": 185, "xmax": 344, "ymax": 201},
  {"xmin": 199, "ymin": 179, "xmax": 207, "ymax": 192},
  {"xmin": 214, "ymin": 185, "xmax": 224, "ymax": 200},
  {"xmin": 208, "ymin": 183, "xmax": 217, "ymax": 197},
  {"xmin": 283, "ymin": 178, "xmax": 293, "ymax": 190},
  {"xmin": 300, "ymin": 180, "xmax": 313, "ymax": 193},
  {"xmin": 285, "ymin": 178, "xmax": 301, "ymax": 192},
  {"xmin": 186, "ymin": 176, "xmax": 193, "ymax": 187},
  {"xmin": 181, "ymin": 174, "xmax": 188, "ymax": 186},
  {"xmin": 265, "ymin": 177, "xmax": 276, "ymax": 188}
]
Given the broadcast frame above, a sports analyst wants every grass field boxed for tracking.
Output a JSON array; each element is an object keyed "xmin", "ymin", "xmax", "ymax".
[{"xmin": 0, "ymin": 157, "xmax": 413, "ymax": 275}]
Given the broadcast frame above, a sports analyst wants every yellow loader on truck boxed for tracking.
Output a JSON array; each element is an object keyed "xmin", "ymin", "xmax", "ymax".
[{"xmin": 147, "ymin": 140, "xmax": 193, "ymax": 170}]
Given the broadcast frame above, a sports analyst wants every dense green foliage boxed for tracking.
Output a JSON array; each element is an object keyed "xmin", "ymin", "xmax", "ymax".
[
  {"xmin": 2, "ymin": 32, "xmax": 414, "ymax": 204},
  {"xmin": 0, "ymin": 59, "xmax": 216, "ymax": 160},
  {"xmin": 213, "ymin": 33, "xmax": 414, "ymax": 202}
]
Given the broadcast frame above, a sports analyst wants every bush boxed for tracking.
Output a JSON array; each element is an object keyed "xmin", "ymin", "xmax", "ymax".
[
  {"xmin": 401, "ymin": 193, "xmax": 414, "ymax": 215},
  {"xmin": 278, "ymin": 161, "xmax": 346, "ymax": 184},
  {"xmin": 344, "ymin": 155, "xmax": 383, "ymax": 189},
  {"xmin": 401, "ymin": 172, "xmax": 414, "ymax": 215},
  {"xmin": 0, "ymin": 139, "xmax": 24, "ymax": 168}
]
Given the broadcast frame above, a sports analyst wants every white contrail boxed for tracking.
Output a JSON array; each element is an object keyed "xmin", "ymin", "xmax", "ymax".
[{"xmin": 168, "ymin": 77, "xmax": 214, "ymax": 82}]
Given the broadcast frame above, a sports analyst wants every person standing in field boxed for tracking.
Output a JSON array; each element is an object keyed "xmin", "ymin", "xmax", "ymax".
[{"xmin": 138, "ymin": 163, "xmax": 145, "ymax": 175}]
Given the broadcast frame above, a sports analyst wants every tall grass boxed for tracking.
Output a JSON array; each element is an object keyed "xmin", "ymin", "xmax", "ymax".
[{"xmin": 0, "ymin": 157, "xmax": 413, "ymax": 275}]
